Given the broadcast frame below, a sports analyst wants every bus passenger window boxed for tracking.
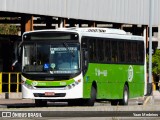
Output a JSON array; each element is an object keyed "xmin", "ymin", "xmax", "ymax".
[
  {"xmin": 88, "ymin": 39, "xmax": 97, "ymax": 62},
  {"xmin": 138, "ymin": 42, "xmax": 144, "ymax": 63},
  {"xmin": 104, "ymin": 40, "xmax": 111, "ymax": 62},
  {"xmin": 125, "ymin": 41, "xmax": 131, "ymax": 63},
  {"xmin": 111, "ymin": 41, "xmax": 118, "ymax": 63},
  {"xmin": 118, "ymin": 41, "xmax": 125, "ymax": 62},
  {"xmin": 98, "ymin": 39, "xmax": 104, "ymax": 62},
  {"xmin": 131, "ymin": 42, "xmax": 138, "ymax": 62}
]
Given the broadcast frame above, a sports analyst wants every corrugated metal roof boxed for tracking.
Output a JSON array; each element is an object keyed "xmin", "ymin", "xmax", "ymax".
[{"xmin": 0, "ymin": 0, "xmax": 160, "ymax": 26}]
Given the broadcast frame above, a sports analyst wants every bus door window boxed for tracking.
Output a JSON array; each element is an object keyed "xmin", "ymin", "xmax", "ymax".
[
  {"xmin": 88, "ymin": 39, "xmax": 94, "ymax": 61},
  {"xmin": 81, "ymin": 37, "xmax": 89, "ymax": 74}
]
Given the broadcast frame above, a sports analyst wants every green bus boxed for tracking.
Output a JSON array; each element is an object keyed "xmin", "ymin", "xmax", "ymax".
[{"xmin": 21, "ymin": 28, "xmax": 146, "ymax": 106}]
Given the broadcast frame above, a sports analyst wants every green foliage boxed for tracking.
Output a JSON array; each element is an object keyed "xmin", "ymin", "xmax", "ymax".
[
  {"xmin": 152, "ymin": 49, "xmax": 160, "ymax": 75},
  {"xmin": 0, "ymin": 17, "xmax": 19, "ymax": 35},
  {"xmin": 0, "ymin": 24, "xmax": 19, "ymax": 35}
]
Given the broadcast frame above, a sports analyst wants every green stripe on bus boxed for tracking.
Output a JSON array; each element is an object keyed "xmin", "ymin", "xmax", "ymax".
[{"xmin": 25, "ymin": 79, "xmax": 75, "ymax": 86}]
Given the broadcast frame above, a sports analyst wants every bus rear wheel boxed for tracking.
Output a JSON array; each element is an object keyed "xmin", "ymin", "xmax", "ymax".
[{"xmin": 120, "ymin": 85, "xmax": 129, "ymax": 105}]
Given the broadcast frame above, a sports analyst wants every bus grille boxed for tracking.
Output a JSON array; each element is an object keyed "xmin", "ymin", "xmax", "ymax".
[{"xmin": 34, "ymin": 93, "xmax": 66, "ymax": 97}]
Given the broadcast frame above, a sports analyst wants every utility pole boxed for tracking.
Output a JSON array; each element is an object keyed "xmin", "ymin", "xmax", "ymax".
[{"xmin": 148, "ymin": 0, "xmax": 153, "ymax": 95}]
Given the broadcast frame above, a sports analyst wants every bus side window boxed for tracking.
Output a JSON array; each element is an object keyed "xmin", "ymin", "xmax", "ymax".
[
  {"xmin": 131, "ymin": 42, "xmax": 138, "ymax": 63},
  {"xmin": 88, "ymin": 41, "xmax": 93, "ymax": 61},
  {"xmin": 97, "ymin": 38, "xmax": 104, "ymax": 62},
  {"xmin": 137, "ymin": 42, "xmax": 144, "ymax": 64},
  {"xmin": 88, "ymin": 38, "xmax": 97, "ymax": 62},
  {"xmin": 125, "ymin": 41, "xmax": 131, "ymax": 63},
  {"xmin": 104, "ymin": 39, "xmax": 111, "ymax": 62},
  {"xmin": 81, "ymin": 37, "xmax": 88, "ymax": 49},
  {"xmin": 111, "ymin": 40, "xmax": 118, "ymax": 63},
  {"xmin": 118, "ymin": 41, "xmax": 125, "ymax": 63}
]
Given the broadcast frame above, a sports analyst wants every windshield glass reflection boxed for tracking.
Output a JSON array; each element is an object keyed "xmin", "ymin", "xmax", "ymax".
[{"xmin": 23, "ymin": 43, "xmax": 80, "ymax": 74}]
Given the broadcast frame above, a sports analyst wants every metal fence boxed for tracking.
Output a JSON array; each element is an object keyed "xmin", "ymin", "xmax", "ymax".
[{"xmin": 0, "ymin": 72, "xmax": 21, "ymax": 93}]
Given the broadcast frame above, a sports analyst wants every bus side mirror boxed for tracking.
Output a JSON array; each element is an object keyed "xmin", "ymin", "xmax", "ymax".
[{"xmin": 12, "ymin": 46, "xmax": 22, "ymax": 72}]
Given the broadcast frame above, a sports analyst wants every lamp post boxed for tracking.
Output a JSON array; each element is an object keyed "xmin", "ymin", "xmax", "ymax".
[{"xmin": 148, "ymin": 0, "xmax": 153, "ymax": 95}]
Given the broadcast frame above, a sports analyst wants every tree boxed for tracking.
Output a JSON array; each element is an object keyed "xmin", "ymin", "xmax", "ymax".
[
  {"xmin": 0, "ymin": 17, "xmax": 19, "ymax": 35},
  {"xmin": 152, "ymin": 49, "xmax": 160, "ymax": 75}
]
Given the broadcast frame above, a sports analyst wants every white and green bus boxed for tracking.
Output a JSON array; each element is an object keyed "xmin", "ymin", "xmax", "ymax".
[{"xmin": 21, "ymin": 27, "xmax": 147, "ymax": 106}]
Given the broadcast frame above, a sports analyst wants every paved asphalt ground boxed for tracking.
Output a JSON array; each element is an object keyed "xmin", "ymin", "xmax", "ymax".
[
  {"xmin": 0, "ymin": 91, "xmax": 159, "ymax": 119},
  {"xmin": 0, "ymin": 91, "xmax": 160, "ymax": 107}
]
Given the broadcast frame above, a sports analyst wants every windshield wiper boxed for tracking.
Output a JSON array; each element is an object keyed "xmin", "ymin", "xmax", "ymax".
[{"xmin": 63, "ymin": 42, "xmax": 75, "ymax": 57}]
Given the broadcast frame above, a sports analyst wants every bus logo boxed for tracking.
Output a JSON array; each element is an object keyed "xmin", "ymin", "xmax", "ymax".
[
  {"xmin": 32, "ymin": 81, "xmax": 38, "ymax": 86},
  {"xmin": 128, "ymin": 65, "xmax": 133, "ymax": 82},
  {"xmin": 95, "ymin": 68, "xmax": 107, "ymax": 77}
]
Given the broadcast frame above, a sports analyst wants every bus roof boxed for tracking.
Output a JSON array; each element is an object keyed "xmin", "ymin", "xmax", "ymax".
[
  {"xmin": 23, "ymin": 27, "xmax": 144, "ymax": 41},
  {"xmin": 57, "ymin": 27, "xmax": 144, "ymax": 41},
  {"xmin": 58, "ymin": 27, "xmax": 127, "ymax": 35}
]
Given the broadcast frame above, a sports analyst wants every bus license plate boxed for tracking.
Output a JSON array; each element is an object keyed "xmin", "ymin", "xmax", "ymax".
[{"xmin": 45, "ymin": 92, "xmax": 55, "ymax": 96}]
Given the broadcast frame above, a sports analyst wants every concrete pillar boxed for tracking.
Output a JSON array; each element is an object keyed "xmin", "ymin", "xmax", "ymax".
[
  {"xmin": 63, "ymin": 19, "xmax": 66, "ymax": 28},
  {"xmin": 21, "ymin": 15, "xmax": 33, "ymax": 34},
  {"xmin": 143, "ymin": 25, "xmax": 149, "ymax": 49},
  {"xmin": 59, "ymin": 18, "xmax": 66, "ymax": 28},
  {"xmin": 59, "ymin": 18, "xmax": 63, "ymax": 28}
]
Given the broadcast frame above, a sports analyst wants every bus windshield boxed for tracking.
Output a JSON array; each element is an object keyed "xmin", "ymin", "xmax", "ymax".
[{"xmin": 23, "ymin": 43, "xmax": 80, "ymax": 74}]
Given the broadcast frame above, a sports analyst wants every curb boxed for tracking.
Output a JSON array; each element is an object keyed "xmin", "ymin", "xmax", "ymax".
[
  {"xmin": 0, "ymin": 91, "xmax": 160, "ymax": 100},
  {"xmin": 0, "ymin": 93, "xmax": 22, "ymax": 99}
]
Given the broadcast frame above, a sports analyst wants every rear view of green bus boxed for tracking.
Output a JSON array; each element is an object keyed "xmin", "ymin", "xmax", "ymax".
[{"xmin": 21, "ymin": 28, "xmax": 146, "ymax": 106}]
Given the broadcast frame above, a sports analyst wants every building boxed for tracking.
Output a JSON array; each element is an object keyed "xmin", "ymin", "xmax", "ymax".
[{"xmin": 0, "ymin": 0, "xmax": 159, "ymax": 91}]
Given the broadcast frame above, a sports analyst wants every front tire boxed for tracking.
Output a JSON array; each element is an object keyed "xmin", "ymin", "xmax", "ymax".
[
  {"xmin": 120, "ymin": 85, "xmax": 129, "ymax": 105},
  {"xmin": 83, "ymin": 86, "xmax": 96, "ymax": 106}
]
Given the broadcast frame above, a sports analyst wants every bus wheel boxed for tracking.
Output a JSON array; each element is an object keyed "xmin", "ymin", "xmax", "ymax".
[
  {"xmin": 111, "ymin": 100, "xmax": 119, "ymax": 106},
  {"xmin": 35, "ymin": 99, "xmax": 47, "ymax": 107},
  {"xmin": 84, "ymin": 86, "xmax": 96, "ymax": 106},
  {"xmin": 120, "ymin": 85, "xmax": 129, "ymax": 105}
]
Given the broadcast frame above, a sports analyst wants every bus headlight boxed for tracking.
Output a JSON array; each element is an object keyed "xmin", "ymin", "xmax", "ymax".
[
  {"xmin": 24, "ymin": 82, "xmax": 34, "ymax": 89},
  {"xmin": 66, "ymin": 79, "xmax": 81, "ymax": 90}
]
